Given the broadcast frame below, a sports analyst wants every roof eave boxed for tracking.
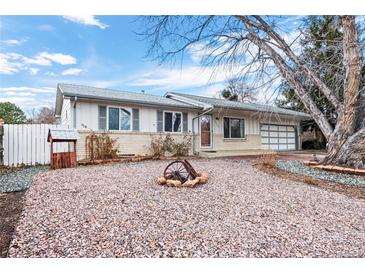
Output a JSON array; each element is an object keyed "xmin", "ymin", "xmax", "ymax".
[{"xmin": 62, "ymin": 92, "xmax": 202, "ymax": 110}]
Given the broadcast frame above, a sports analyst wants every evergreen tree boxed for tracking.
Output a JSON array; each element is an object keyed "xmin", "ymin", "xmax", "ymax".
[{"xmin": 0, "ymin": 102, "xmax": 27, "ymax": 124}]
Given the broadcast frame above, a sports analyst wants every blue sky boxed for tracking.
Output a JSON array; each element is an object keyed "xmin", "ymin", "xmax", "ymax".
[
  {"xmin": 0, "ymin": 15, "xmax": 314, "ymax": 115},
  {"xmin": 1, "ymin": 15, "xmax": 244, "ymax": 114}
]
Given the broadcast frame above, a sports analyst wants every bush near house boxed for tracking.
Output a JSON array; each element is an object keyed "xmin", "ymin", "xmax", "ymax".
[
  {"xmin": 85, "ymin": 131, "xmax": 119, "ymax": 161},
  {"xmin": 149, "ymin": 134, "xmax": 192, "ymax": 158}
]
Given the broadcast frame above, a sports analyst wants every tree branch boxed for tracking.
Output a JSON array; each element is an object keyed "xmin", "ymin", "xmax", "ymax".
[
  {"xmin": 236, "ymin": 15, "xmax": 343, "ymax": 111},
  {"xmin": 242, "ymin": 20, "xmax": 333, "ymax": 139}
]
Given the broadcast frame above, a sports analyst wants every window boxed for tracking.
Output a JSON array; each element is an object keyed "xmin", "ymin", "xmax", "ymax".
[
  {"xmin": 223, "ymin": 117, "xmax": 245, "ymax": 139},
  {"xmin": 108, "ymin": 107, "xmax": 120, "ymax": 130},
  {"xmin": 108, "ymin": 107, "xmax": 131, "ymax": 130},
  {"xmin": 164, "ymin": 112, "xmax": 182, "ymax": 132},
  {"xmin": 120, "ymin": 109, "xmax": 131, "ymax": 130},
  {"xmin": 98, "ymin": 106, "xmax": 107, "ymax": 130}
]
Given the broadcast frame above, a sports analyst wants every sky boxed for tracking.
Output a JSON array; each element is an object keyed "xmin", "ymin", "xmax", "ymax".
[{"xmin": 0, "ymin": 15, "xmax": 300, "ymax": 114}]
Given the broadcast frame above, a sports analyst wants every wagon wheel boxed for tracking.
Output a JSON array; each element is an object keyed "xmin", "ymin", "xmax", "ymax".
[
  {"xmin": 182, "ymin": 160, "xmax": 198, "ymax": 179},
  {"xmin": 163, "ymin": 160, "xmax": 190, "ymax": 183}
]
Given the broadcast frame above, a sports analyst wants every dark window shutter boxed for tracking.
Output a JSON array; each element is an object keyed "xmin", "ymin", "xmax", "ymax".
[
  {"xmin": 132, "ymin": 108, "xmax": 139, "ymax": 131},
  {"xmin": 182, "ymin": 112, "xmax": 188, "ymax": 132},
  {"xmin": 98, "ymin": 106, "xmax": 107, "ymax": 130},
  {"xmin": 157, "ymin": 110, "xmax": 163, "ymax": 132}
]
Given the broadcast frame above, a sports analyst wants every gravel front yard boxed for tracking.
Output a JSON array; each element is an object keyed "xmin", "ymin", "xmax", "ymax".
[{"xmin": 8, "ymin": 159, "xmax": 365, "ymax": 257}]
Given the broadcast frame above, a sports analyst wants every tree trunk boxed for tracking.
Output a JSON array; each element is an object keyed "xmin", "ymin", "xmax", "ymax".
[
  {"xmin": 322, "ymin": 16, "xmax": 364, "ymax": 168},
  {"xmin": 324, "ymin": 128, "xmax": 365, "ymax": 168}
]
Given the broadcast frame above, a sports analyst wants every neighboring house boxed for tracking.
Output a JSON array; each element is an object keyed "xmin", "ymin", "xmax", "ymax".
[{"xmin": 55, "ymin": 83, "xmax": 311, "ymax": 159}]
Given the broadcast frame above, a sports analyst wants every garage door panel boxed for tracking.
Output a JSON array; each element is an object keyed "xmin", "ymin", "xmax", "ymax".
[
  {"xmin": 279, "ymin": 144, "xmax": 288, "ymax": 150},
  {"xmin": 279, "ymin": 138, "xmax": 287, "ymax": 144},
  {"xmin": 269, "ymin": 144, "xmax": 278, "ymax": 150},
  {"xmin": 270, "ymin": 138, "xmax": 278, "ymax": 144},
  {"xmin": 261, "ymin": 124, "xmax": 297, "ymax": 151}
]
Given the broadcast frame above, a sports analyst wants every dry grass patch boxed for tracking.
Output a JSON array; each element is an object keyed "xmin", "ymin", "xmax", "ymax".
[{"xmin": 255, "ymin": 151, "xmax": 278, "ymax": 168}]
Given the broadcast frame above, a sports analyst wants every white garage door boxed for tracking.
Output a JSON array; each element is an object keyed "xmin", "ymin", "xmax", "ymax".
[{"xmin": 261, "ymin": 124, "xmax": 297, "ymax": 151}]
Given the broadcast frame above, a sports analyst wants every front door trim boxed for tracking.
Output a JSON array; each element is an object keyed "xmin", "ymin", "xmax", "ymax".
[{"xmin": 199, "ymin": 114, "xmax": 213, "ymax": 149}]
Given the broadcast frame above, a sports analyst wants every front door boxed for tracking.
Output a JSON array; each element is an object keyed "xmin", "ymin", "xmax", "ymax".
[{"xmin": 200, "ymin": 115, "xmax": 212, "ymax": 147}]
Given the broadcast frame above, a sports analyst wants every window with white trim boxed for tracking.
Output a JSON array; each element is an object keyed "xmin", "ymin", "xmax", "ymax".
[
  {"xmin": 108, "ymin": 107, "xmax": 131, "ymax": 131},
  {"xmin": 223, "ymin": 117, "xmax": 245, "ymax": 139},
  {"xmin": 164, "ymin": 111, "xmax": 182, "ymax": 132}
]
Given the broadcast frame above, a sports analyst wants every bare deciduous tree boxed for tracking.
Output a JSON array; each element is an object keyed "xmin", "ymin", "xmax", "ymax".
[
  {"xmin": 220, "ymin": 78, "xmax": 257, "ymax": 102},
  {"xmin": 141, "ymin": 15, "xmax": 365, "ymax": 168},
  {"xmin": 33, "ymin": 107, "xmax": 57, "ymax": 124}
]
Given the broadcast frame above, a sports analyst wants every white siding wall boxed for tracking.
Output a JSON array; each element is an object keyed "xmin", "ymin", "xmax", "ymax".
[
  {"xmin": 210, "ymin": 110, "xmax": 300, "ymax": 136},
  {"xmin": 73, "ymin": 100, "xmax": 198, "ymax": 132},
  {"xmin": 61, "ymin": 98, "xmax": 72, "ymax": 127}
]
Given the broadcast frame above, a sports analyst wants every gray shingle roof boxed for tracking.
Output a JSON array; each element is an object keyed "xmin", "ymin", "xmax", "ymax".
[
  {"xmin": 48, "ymin": 129, "xmax": 80, "ymax": 141},
  {"xmin": 57, "ymin": 83, "xmax": 196, "ymax": 109},
  {"xmin": 167, "ymin": 92, "xmax": 311, "ymax": 119}
]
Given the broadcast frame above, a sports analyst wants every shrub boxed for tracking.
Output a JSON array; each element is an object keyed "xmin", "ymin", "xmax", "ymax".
[
  {"xmin": 171, "ymin": 135, "xmax": 192, "ymax": 157},
  {"xmin": 256, "ymin": 151, "xmax": 278, "ymax": 168},
  {"xmin": 149, "ymin": 134, "xmax": 192, "ymax": 157},
  {"xmin": 85, "ymin": 131, "xmax": 119, "ymax": 161}
]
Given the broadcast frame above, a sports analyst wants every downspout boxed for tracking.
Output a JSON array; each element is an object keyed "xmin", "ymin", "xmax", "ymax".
[{"xmin": 192, "ymin": 106, "xmax": 214, "ymax": 155}]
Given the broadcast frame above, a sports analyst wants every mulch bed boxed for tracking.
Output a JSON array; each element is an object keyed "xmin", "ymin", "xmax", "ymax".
[
  {"xmin": 256, "ymin": 163, "xmax": 365, "ymax": 201},
  {"xmin": 0, "ymin": 191, "xmax": 25, "ymax": 257}
]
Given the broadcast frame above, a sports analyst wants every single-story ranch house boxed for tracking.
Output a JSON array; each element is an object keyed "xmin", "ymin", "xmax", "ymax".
[{"xmin": 55, "ymin": 83, "xmax": 311, "ymax": 159}]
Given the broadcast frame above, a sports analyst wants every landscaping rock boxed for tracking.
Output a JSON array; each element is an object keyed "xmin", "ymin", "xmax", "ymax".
[
  {"xmin": 8, "ymin": 159, "xmax": 365, "ymax": 258},
  {"xmin": 0, "ymin": 166, "xmax": 48, "ymax": 193},
  {"xmin": 276, "ymin": 160, "xmax": 365, "ymax": 188}
]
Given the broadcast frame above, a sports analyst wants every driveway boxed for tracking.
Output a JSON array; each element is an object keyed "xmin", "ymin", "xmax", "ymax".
[{"xmin": 8, "ymin": 159, "xmax": 365, "ymax": 257}]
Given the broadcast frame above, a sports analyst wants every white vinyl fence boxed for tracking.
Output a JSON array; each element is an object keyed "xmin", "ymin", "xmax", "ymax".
[{"xmin": 3, "ymin": 124, "xmax": 70, "ymax": 166}]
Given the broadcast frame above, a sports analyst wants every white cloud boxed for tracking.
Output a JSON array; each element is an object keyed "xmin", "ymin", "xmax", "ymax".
[
  {"xmin": 38, "ymin": 52, "xmax": 76, "ymax": 65},
  {"xmin": 61, "ymin": 68, "xmax": 83, "ymax": 75},
  {"xmin": 29, "ymin": 68, "xmax": 39, "ymax": 75},
  {"xmin": 0, "ymin": 53, "xmax": 24, "ymax": 74},
  {"xmin": 44, "ymin": 71, "xmax": 57, "ymax": 77},
  {"xmin": 2, "ymin": 38, "xmax": 28, "ymax": 46},
  {"xmin": 0, "ymin": 51, "xmax": 77, "ymax": 75},
  {"xmin": 0, "ymin": 86, "xmax": 55, "ymax": 111},
  {"xmin": 63, "ymin": 15, "xmax": 109, "ymax": 29},
  {"xmin": 129, "ymin": 64, "xmax": 247, "ymax": 90},
  {"xmin": 0, "ymin": 86, "xmax": 54, "ymax": 94}
]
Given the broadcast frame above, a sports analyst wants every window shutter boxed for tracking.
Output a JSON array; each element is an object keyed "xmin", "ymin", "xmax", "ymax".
[
  {"xmin": 182, "ymin": 112, "xmax": 188, "ymax": 132},
  {"xmin": 132, "ymin": 108, "xmax": 140, "ymax": 131},
  {"xmin": 98, "ymin": 106, "xmax": 107, "ymax": 130},
  {"xmin": 157, "ymin": 110, "xmax": 163, "ymax": 132}
]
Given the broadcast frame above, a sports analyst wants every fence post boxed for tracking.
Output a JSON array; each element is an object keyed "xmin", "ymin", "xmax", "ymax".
[{"xmin": 0, "ymin": 119, "xmax": 4, "ymax": 166}]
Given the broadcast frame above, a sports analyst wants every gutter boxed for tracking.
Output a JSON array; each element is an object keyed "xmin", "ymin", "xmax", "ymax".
[{"xmin": 192, "ymin": 106, "xmax": 215, "ymax": 155}]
